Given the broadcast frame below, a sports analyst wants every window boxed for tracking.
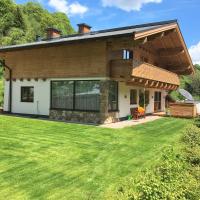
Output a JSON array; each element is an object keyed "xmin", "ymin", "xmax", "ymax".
[
  {"xmin": 130, "ymin": 89, "xmax": 137, "ymax": 105},
  {"xmin": 51, "ymin": 81, "xmax": 74, "ymax": 109},
  {"xmin": 123, "ymin": 49, "xmax": 133, "ymax": 60},
  {"xmin": 75, "ymin": 81, "xmax": 100, "ymax": 111},
  {"xmin": 108, "ymin": 81, "xmax": 118, "ymax": 111},
  {"xmin": 21, "ymin": 87, "xmax": 34, "ymax": 102},
  {"xmin": 139, "ymin": 90, "xmax": 149, "ymax": 107},
  {"xmin": 51, "ymin": 80, "xmax": 100, "ymax": 111}
]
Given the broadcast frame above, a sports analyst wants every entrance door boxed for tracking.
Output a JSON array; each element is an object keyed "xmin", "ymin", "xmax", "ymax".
[{"xmin": 154, "ymin": 92, "xmax": 161, "ymax": 112}]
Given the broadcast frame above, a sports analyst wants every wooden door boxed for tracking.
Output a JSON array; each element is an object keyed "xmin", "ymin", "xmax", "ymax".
[{"xmin": 154, "ymin": 92, "xmax": 161, "ymax": 112}]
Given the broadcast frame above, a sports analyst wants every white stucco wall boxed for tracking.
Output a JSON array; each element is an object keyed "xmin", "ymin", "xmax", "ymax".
[
  {"xmin": 3, "ymin": 79, "xmax": 167, "ymax": 118},
  {"xmin": 118, "ymin": 82, "xmax": 167, "ymax": 118},
  {"xmin": 3, "ymin": 77, "xmax": 108, "ymax": 116},
  {"xmin": 3, "ymin": 81, "xmax": 9, "ymax": 112},
  {"xmin": 4, "ymin": 79, "xmax": 50, "ymax": 115}
]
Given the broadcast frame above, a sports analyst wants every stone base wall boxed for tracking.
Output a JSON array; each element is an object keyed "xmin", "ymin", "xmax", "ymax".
[{"xmin": 50, "ymin": 110, "xmax": 118, "ymax": 124}]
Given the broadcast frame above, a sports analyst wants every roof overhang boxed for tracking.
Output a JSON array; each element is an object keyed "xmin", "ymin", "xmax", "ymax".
[{"xmin": 133, "ymin": 22, "xmax": 194, "ymax": 75}]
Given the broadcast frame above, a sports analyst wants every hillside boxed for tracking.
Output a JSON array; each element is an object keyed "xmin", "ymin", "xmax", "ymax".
[{"xmin": 0, "ymin": 0, "xmax": 74, "ymax": 46}]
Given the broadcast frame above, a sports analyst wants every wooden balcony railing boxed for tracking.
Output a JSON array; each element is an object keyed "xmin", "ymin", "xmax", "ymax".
[{"xmin": 110, "ymin": 59, "xmax": 180, "ymax": 89}]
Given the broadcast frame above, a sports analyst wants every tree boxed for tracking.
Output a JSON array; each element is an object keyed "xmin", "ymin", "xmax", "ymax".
[{"xmin": 0, "ymin": 0, "xmax": 74, "ymax": 46}]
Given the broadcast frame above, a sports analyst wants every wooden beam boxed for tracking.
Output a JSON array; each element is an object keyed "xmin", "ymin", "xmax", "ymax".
[
  {"xmin": 139, "ymin": 79, "xmax": 143, "ymax": 83},
  {"xmin": 150, "ymin": 81, "xmax": 155, "ymax": 87},
  {"xmin": 158, "ymin": 47, "xmax": 184, "ymax": 57},
  {"xmin": 145, "ymin": 80, "xmax": 149, "ymax": 86},
  {"xmin": 147, "ymin": 32, "xmax": 165, "ymax": 42}
]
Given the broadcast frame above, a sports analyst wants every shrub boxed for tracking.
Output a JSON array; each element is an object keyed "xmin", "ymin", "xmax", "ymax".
[
  {"xmin": 105, "ymin": 147, "xmax": 199, "ymax": 200},
  {"xmin": 185, "ymin": 146, "xmax": 200, "ymax": 166},
  {"xmin": 194, "ymin": 117, "xmax": 200, "ymax": 128},
  {"xmin": 182, "ymin": 124, "xmax": 200, "ymax": 147}
]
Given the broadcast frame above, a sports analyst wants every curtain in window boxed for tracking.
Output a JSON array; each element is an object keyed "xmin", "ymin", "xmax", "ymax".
[
  {"xmin": 51, "ymin": 81, "xmax": 74, "ymax": 109},
  {"xmin": 75, "ymin": 81, "xmax": 100, "ymax": 111}
]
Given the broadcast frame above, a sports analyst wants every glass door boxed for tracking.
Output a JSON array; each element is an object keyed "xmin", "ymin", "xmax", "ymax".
[{"xmin": 154, "ymin": 91, "xmax": 161, "ymax": 112}]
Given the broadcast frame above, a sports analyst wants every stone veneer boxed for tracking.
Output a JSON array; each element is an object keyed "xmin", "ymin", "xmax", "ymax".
[{"xmin": 49, "ymin": 80, "xmax": 119, "ymax": 124}]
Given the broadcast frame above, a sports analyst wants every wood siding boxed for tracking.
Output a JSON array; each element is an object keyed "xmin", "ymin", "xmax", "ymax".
[
  {"xmin": 3, "ymin": 40, "xmax": 107, "ymax": 79},
  {"xmin": 169, "ymin": 103, "xmax": 197, "ymax": 118}
]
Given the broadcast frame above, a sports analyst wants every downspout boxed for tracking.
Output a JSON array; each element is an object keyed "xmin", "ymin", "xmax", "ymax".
[{"xmin": 0, "ymin": 60, "xmax": 12, "ymax": 113}]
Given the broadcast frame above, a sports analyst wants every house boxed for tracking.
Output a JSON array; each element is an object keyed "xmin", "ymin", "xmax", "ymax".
[{"xmin": 0, "ymin": 20, "xmax": 194, "ymax": 124}]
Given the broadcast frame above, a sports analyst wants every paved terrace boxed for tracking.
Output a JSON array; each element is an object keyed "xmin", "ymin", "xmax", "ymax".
[{"xmin": 100, "ymin": 115, "xmax": 162, "ymax": 129}]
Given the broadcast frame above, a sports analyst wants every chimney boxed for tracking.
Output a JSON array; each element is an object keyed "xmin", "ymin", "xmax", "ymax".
[
  {"xmin": 77, "ymin": 23, "xmax": 92, "ymax": 34},
  {"xmin": 46, "ymin": 28, "xmax": 61, "ymax": 39}
]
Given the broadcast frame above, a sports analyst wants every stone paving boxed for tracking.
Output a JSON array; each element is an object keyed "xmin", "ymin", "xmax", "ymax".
[{"xmin": 100, "ymin": 115, "xmax": 162, "ymax": 129}]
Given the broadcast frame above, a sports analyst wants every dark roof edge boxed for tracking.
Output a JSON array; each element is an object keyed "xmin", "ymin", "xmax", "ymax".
[
  {"xmin": 0, "ymin": 19, "xmax": 178, "ymax": 52},
  {"xmin": 91, "ymin": 19, "xmax": 177, "ymax": 35}
]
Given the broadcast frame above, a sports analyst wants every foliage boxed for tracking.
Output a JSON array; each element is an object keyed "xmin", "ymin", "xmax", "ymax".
[
  {"xmin": 0, "ymin": 67, "xmax": 3, "ymax": 106},
  {"xmin": 170, "ymin": 64, "xmax": 200, "ymax": 101},
  {"xmin": 106, "ymin": 148, "xmax": 199, "ymax": 200},
  {"xmin": 0, "ymin": 116, "xmax": 189, "ymax": 199},
  {"xmin": 194, "ymin": 117, "xmax": 200, "ymax": 128},
  {"xmin": 106, "ymin": 121, "xmax": 200, "ymax": 200},
  {"xmin": 0, "ymin": 0, "xmax": 74, "ymax": 46},
  {"xmin": 182, "ymin": 123, "xmax": 200, "ymax": 166},
  {"xmin": 182, "ymin": 124, "xmax": 200, "ymax": 147}
]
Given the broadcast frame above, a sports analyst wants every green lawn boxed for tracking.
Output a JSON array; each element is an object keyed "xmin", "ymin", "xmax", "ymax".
[
  {"xmin": 0, "ymin": 79, "xmax": 3, "ymax": 107},
  {"xmin": 0, "ymin": 115, "xmax": 190, "ymax": 200}
]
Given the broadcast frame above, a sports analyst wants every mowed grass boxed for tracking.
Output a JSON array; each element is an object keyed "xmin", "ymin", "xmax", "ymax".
[
  {"xmin": 0, "ymin": 115, "xmax": 190, "ymax": 200},
  {"xmin": 0, "ymin": 79, "xmax": 3, "ymax": 106}
]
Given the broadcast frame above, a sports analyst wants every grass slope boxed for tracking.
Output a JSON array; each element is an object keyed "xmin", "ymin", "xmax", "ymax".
[
  {"xmin": 0, "ymin": 68, "xmax": 3, "ymax": 106},
  {"xmin": 0, "ymin": 79, "xmax": 3, "ymax": 106},
  {"xmin": 0, "ymin": 116, "xmax": 190, "ymax": 200}
]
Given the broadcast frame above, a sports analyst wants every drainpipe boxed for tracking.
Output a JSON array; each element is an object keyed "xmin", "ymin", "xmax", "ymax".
[{"xmin": 0, "ymin": 60, "xmax": 12, "ymax": 113}]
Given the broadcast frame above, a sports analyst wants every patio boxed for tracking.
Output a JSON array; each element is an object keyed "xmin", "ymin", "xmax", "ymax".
[{"xmin": 100, "ymin": 115, "xmax": 162, "ymax": 129}]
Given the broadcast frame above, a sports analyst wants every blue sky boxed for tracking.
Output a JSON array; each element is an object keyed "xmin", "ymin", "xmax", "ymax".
[{"xmin": 15, "ymin": 0, "xmax": 200, "ymax": 64}]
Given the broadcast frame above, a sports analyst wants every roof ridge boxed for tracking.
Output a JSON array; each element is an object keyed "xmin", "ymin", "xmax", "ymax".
[{"xmin": 59, "ymin": 19, "xmax": 178, "ymax": 39}]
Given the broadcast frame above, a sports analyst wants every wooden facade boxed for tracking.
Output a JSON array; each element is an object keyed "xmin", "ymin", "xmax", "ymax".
[
  {"xmin": 169, "ymin": 103, "xmax": 197, "ymax": 118},
  {"xmin": 0, "ymin": 21, "xmax": 194, "ymax": 90}
]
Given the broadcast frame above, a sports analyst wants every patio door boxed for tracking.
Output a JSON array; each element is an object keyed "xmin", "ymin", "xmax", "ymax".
[{"xmin": 154, "ymin": 92, "xmax": 161, "ymax": 112}]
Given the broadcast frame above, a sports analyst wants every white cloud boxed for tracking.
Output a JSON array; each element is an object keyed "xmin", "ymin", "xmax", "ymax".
[
  {"xmin": 189, "ymin": 42, "xmax": 200, "ymax": 64},
  {"xmin": 48, "ymin": 0, "xmax": 88, "ymax": 16},
  {"xmin": 102, "ymin": 0, "xmax": 162, "ymax": 11}
]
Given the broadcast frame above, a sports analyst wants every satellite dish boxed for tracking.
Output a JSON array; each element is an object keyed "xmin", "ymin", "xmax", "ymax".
[{"xmin": 178, "ymin": 89, "xmax": 194, "ymax": 101}]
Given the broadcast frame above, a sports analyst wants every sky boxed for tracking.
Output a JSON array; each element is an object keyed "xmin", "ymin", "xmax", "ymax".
[{"xmin": 15, "ymin": 0, "xmax": 200, "ymax": 64}]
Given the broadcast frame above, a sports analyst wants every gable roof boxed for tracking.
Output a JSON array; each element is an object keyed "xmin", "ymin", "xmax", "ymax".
[{"xmin": 0, "ymin": 20, "xmax": 178, "ymax": 52}]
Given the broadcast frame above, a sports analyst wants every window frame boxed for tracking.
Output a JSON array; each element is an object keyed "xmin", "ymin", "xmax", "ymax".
[
  {"xmin": 51, "ymin": 80, "xmax": 74, "ymax": 110},
  {"xmin": 108, "ymin": 81, "xmax": 119, "ymax": 112},
  {"xmin": 50, "ymin": 80, "xmax": 101, "ymax": 112},
  {"xmin": 130, "ymin": 89, "xmax": 137, "ymax": 105},
  {"xmin": 21, "ymin": 86, "xmax": 34, "ymax": 103},
  {"xmin": 123, "ymin": 49, "xmax": 133, "ymax": 60}
]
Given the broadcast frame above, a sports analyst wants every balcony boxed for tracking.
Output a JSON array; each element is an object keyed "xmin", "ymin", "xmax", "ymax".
[{"xmin": 110, "ymin": 59, "xmax": 180, "ymax": 90}]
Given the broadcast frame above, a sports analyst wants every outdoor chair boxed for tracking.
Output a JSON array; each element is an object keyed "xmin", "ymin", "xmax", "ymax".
[{"xmin": 130, "ymin": 107, "xmax": 145, "ymax": 120}]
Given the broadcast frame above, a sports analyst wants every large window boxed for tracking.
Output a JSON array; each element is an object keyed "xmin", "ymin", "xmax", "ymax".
[
  {"xmin": 75, "ymin": 81, "xmax": 100, "ymax": 111},
  {"xmin": 51, "ymin": 81, "xmax": 74, "ymax": 109},
  {"xmin": 51, "ymin": 80, "xmax": 100, "ymax": 111},
  {"xmin": 21, "ymin": 87, "xmax": 34, "ymax": 102},
  {"xmin": 130, "ymin": 89, "xmax": 137, "ymax": 105},
  {"xmin": 108, "ymin": 81, "xmax": 118, "ymax": 111}
]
